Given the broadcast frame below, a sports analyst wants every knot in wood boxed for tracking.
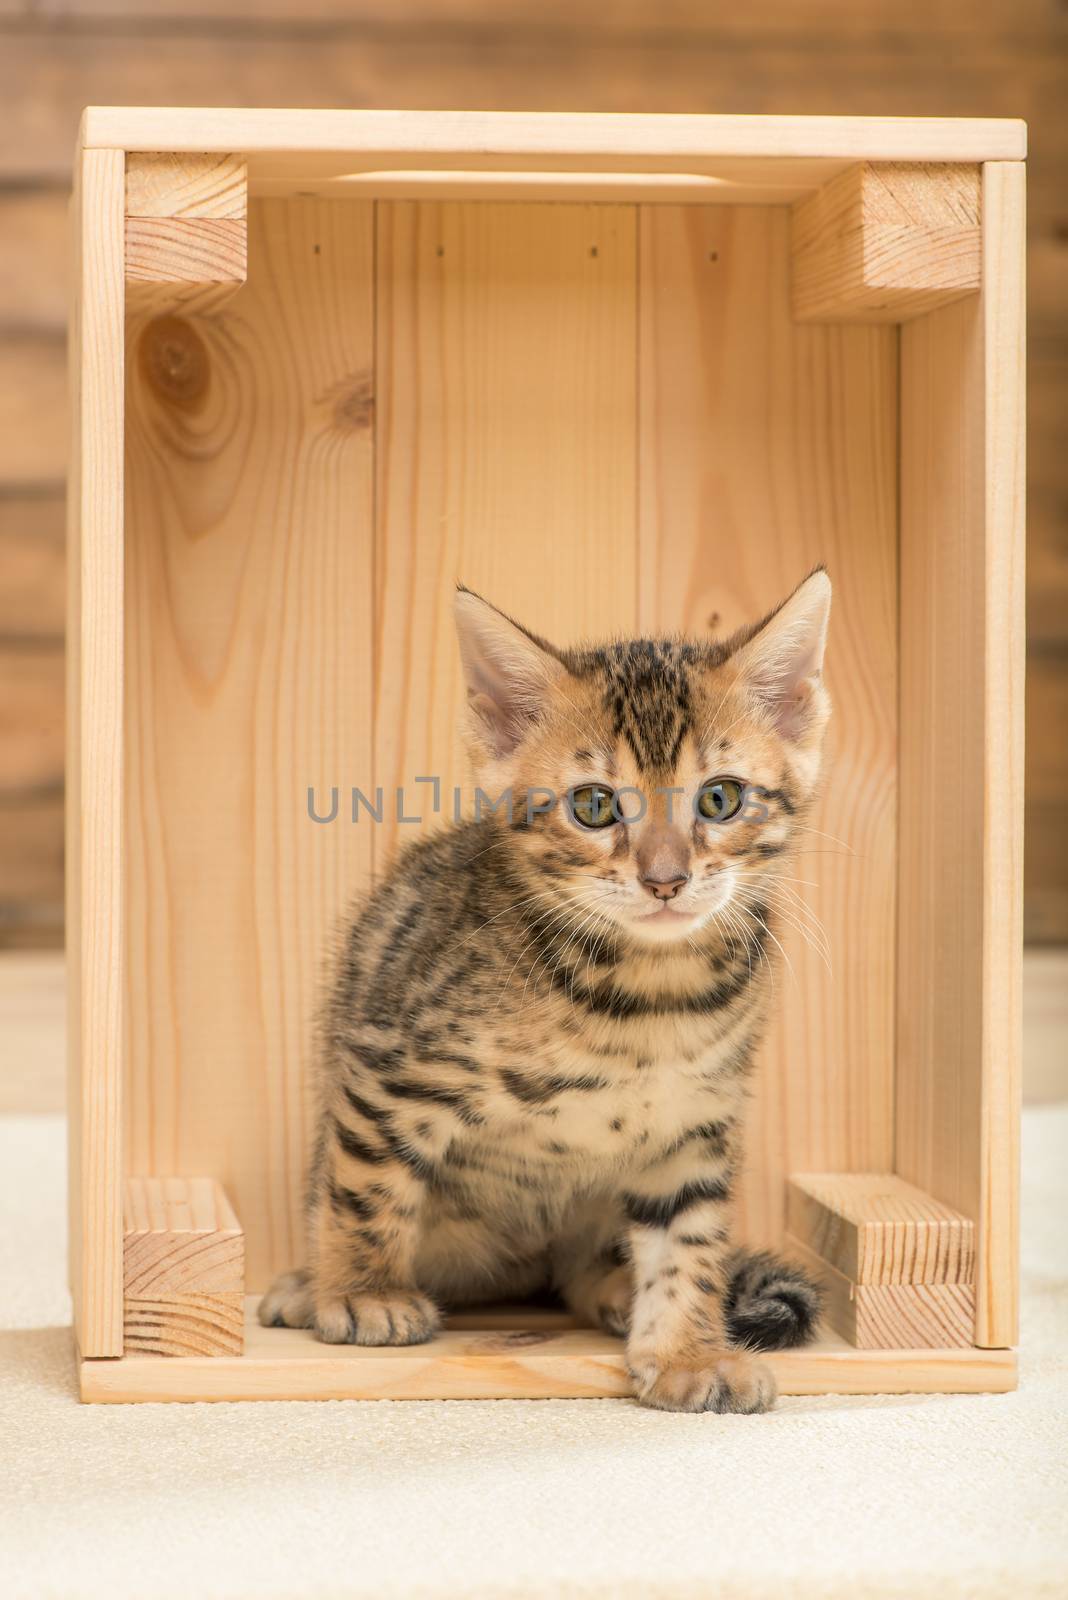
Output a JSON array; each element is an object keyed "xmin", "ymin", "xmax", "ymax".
[{"xmin": 139, "ymin": 315, "xmax": 210, "ymax": 410}]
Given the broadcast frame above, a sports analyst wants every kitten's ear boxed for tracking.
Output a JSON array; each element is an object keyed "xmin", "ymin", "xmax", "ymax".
[
  {"xmin": 729, "ymin": 569, "xmax": 832, "ymax": 743},
  {"xmin": 453, "ymin": 588, "xmax": 565, "ymax": 758}
]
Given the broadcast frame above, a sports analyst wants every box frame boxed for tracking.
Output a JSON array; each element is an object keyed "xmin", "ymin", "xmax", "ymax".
[{"xmin": 68, "ymin": 110, "xmax": 1024, "ymax": 1402}]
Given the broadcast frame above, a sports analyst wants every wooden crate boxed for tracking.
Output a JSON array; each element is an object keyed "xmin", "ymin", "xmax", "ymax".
[{"xmin": 67, "ymin": 109, "xmax": 1024, "ymax": 1403}]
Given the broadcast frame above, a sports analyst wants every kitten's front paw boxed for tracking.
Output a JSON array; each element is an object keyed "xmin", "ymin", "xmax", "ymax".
[
  {"xmin": 593, "ymin": 1266, "xmax": 633, "ymax": 1337},
  {"xmin": 315, "ymin": 1290, "xmax": 441, "ymax": 1347},
  {"xmin": 631, "ymin": 1350, "xmax": 776, "ymax": 1414}
]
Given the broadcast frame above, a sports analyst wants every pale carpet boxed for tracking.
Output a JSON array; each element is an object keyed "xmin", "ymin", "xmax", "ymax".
[{"xmin": 2, "ymin": 1109, "xmax": 1067, "ymax": 1600}]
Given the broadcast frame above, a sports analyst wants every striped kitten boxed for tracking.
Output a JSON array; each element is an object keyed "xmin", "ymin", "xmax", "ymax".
[{"xmin": 263, "ymin": 571, "xmax": 831, "ymax": 1413}]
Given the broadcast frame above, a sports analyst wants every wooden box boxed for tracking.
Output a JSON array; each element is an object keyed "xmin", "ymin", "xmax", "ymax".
[{"xmin": 68, "ymin": 110, "xmax": 1024, "ymax": 1403}]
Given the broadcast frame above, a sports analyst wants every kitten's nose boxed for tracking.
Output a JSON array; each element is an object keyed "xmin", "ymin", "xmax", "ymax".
[{"xmin": 641, "ymin": 873, "xmax": 690, "ymax": 901}]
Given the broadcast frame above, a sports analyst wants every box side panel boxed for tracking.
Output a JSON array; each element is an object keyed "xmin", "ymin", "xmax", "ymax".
[
  {"xmin": 977, "ymin": 162, "xmax": 1024, "ymax": 1347},
  {"xmin": 123, "ymin": 199, "xmax": 375, "ymax": 1290},
  {"xmin": 372, "ymin": 200, "xmax": 639, "ymax": 872},
  {"xmin": 78, "ymin": 108, "xmax": 1028, "ymax": 167},
  {"xmin": 638, "ymin": 205, "xmax": 899, "ymax": 1245},
  {"xmin": 897, "ymin": 163, "xmax": 1024, "ymax": 1347},
  {"xmin": 68, "ymin": 147, "xmax": 126, "ymax": 1356}
]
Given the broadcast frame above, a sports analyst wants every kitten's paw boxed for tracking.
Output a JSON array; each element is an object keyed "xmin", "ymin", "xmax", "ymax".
[
  {"xmin": 593, "ymin": 1266, "xmax": 633, "ymax": 1337},
  {"xmin": 315, "ymin": 1290, "xmax": 441, "ymax": 1347},
  {"xmin": 631, "ymin": 1350, "xmax": 776, "ymax": 1414},
  {"xmin": 259, "ymin": 1268, "xmax": 314, "ymax": 1329}
]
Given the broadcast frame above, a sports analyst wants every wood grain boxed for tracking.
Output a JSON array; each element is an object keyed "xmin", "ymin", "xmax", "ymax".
[
  {"xmin": 80, "ymin": 108, "xmax": 1029, "ymax": 166},
  {"xmin": 126, "ymin": 152, "xmax": 247, "ymax": 220},
  {"xmin": 124, "ymin": 1176, "xmax": 244, "ymax": 1294},
  {"xmin": 792, "ymin": 162, "xmax": 981, "ymax": 322},
  {"xmin": 123, "ymin": 1176, "xmax": 245, "ymax": 1356},
  {"xmin": 976, "ymin": 162, "xmax": 1025, "ymax": 1348},
  {"xmin": 787, "ymin": 1235, "xmax": 976, "ymax": 1349},
  {"xmin": 896, "ymin": 162, "xmax": 1025, "ymax": 1350},
  {"xmin": 638, "ymin": 205, "xmax": 898, "ymax": 1245},
  {"xmin": 123, "ymin": 198, "xmax": 375, "ymax": 1291},
  {"xmin": 79, "ymin": 1298, "xmax": 1017, "ymax": 1403},
  {"xmin": 124, "ymin": 217, "xmax": 247, "ymax": 285},
  {"xmin": 787, "ymin": 1173, "xmax": 974, "ymax": 1284},
  {"xmin": 122, "ymin": 1293, "xmax": 245, "ymax": 1357},
  {"xmin": 373, "ymin": 199, "xmax": 638, "ymax": 871},
  {"xmin": 66, "ymin": 147, "xmax": 125, "ymax": 1357}
]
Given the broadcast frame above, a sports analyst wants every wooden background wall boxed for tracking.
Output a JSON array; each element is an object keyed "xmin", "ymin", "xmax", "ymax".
[{"xmin": 1, "ymin": 0, "xmax": 1065, "ymax": 947}]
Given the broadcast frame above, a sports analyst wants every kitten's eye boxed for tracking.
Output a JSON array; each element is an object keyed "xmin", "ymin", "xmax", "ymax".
[
  {"xmin": 697, "ymin": 779, "xmax": 745, "ymax": 822},
  {"xmin": 569, "ymin": 785, "xmax": 616, "ymax": 829}
]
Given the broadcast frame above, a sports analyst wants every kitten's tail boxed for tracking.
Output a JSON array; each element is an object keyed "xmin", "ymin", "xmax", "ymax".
[{"xmin": 724, "ymin": 1248, "xmax": 823, "ymax": 1351}]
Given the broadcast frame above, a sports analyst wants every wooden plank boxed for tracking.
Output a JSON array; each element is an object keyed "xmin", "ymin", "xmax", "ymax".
[
  {"xmin": 80, "ymin": 109, "xmax": 1029, "ymax": 165},
  {"xmin": 123, "ymin": 1176, "xmax": 245, "ymax": 1357},
  {"xmin": 373, "ymin": 199, "xmax": 637, "ymax": 871},
  {"xmin": 78, "ymin": 1300, "xmax": 1017, "ymax": 1402},
  {"xmin": 123, "ymin": 1293, "xmax": 245, "ymax": 1357},
  {"xmin": 787, "ymin": 1236, "xmax": 975, "ymax": 1349},
  {"xmin": 787, "ymin": 1174, "xmax": 974, "ymax": 1284},
  {"xmin": 637, "ymin": 204, "xmax": 898, "ymax": 1245},
  {"xmin": 123, "ymin": 198, "xmax": 375, "ymax": 1292},
  {"xmin": 124, "ymin": 1177, "xmax": 244, "ymax": 1293},
  {"xmin": 0, "ymin": 337, "xmax": 66, "ymax": 487},
  {"xmin": 66, "ymin": 147, "xmax": 125, "ymax": 1357},
  {"xmin": 125, "ymin": 153, "xmax": 249, "ymax": 314},
  {"xmin": 792, "ymin": 162, "xmax": 980, "ymax": 323},
  {"xmin": 976, "ymin": 161, "xmax": 1025, "ymax": 1348},
  {"xmin": 125, "ymin": 217, "xmax": 247, "ymax": 313},
  {"xmin": 897, "ymin": 162, "xmax": 1024, "ymax": 1351},
  {"xmin": 126, "ymin": 152, "xmax": 247, "ymax": 219},
  {"xmin": 0, "ymin": 496, "xmax": 65, "ymax": 641},
  {"xmin": 0, "ymin": 190, "xmax": 68, "ymax": 335}
]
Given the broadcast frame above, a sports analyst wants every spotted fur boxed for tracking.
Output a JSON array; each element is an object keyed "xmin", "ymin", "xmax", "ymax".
[{"xmin": 262, "ymin": 572, "xmax": 832, "ymax": 1412}]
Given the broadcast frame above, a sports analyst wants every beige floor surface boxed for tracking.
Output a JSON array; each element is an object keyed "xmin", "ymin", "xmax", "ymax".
[{"xmin": 1, "ymin": 1102, "xmax": 1066, "ymax": 1599}]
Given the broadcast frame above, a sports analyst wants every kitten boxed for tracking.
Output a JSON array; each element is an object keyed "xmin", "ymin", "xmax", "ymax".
[{"xmin": 262, "ymin": 571, "xmax": 831, "ymax": 1413}]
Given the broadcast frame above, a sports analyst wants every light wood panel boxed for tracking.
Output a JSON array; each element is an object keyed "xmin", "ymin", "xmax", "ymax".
[
  {"xmin": 126, "ymin": 153, "xmax": 247, "ymax": 220},
  {"xmin": 67, "ymin": 147, "xmax": 126, "ymax": 1356},
  {"xmin": 125, "ymin": 151, "xmax": 249, "ymax": 317},
  {"xmin": 897, "ymin": 163, "xmax": 1024, "ymax": 1349},
  {"xmin": 787, "ymin": 1173, "xmax": 975, "ymax": 1284},
  {"xmin": 124, "ymin": 198, "xmax": 375, "ymax": 1290},
  {"xmin": 638, "ymin": 205, "xmax": 898, "ymax": 1245},
  {"xmin": 791, "ymin": 162, "xmax": 980, "ymax": 323},
  {"xmin": 124, "ymin": 1176, "xmax": 245, "ymax": 1356},
  {"xmin": 80, "ymin": 108, "xmax": 1028, "ymax": 166},
  {"xmin": 124, "ymin": 217, "xmax": 248, "ymax": 314},
  {"xmin": 787, "ymin": 1235, "xmax": 975, "ymax": 1349},
  {"xmin": 373, "ymin": 200, "xmax": 638, "ymax": 869},
  {"xmin": 79, "ymin": 1298, "xmax": 1017, "ymax": 1402}
]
